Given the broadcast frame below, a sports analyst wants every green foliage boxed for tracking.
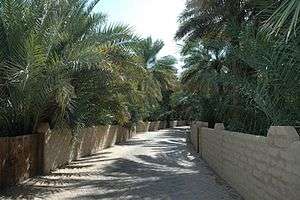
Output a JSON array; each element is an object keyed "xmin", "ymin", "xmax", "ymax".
[
  {"xmin": 176, "ymin": 0, "xmax": 300, "ymax": 135},
  {"xmin": 0, "ymin": 0, "xmax": 178, "ymax": 136},
  {"xmin": 261, "ymin": 0, "xmax": 300, "ymax": 40},
  {"xmin": 133, "ymin": 37, "xmax": 179, "ymax": 121},
  {"xmin": 236, "ymin": 30, "xmax": 299, "ymax": 125}
]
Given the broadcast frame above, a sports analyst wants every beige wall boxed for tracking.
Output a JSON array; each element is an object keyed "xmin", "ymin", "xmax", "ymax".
[
  {"xmin": 77, "ymin": 125, "xmax": 111, "ymax": 158},
  {"xmin": 43, "ymin": 127, "xmax": 74, "ymax": 174},
  {"xmin": 43, "ymin": 125, "xmax": 113, "ymax": 174},
  {"xmin": 0, "ymin": 134, "xmax": 39, "ymax": 186},
  {"xmin": 1, "ymin": 122, "xmax": 142, "ymax": 184},
  {"xmin": 169, "ymin": 121, "xmax": 178, "ymax": 128},
  {"xmin": 105, "ymin": 125, "xmax": 118, "ymax": 148},
  {"xmin": 116, "ymin": 126, "xmax": 136, "ymax": 144},
  {"xmin": 159, "ymin": 121, "xmax": 167, "ymax": 129},
  {"xmin": 177, "ymin": 120, "xmax": 186, "ymax": 126},
  {"xmin": 136, "ymin": 121, "xmax": 150, "ymax": 133},
  {"xmin": 190, "ymin": 121, "xmax": 208, "ymax": 151},
  {"xmin": 149, "ymin": 121, "xmax": 160, "ymax": 131},
  {"xmin": 116, "ymin": 126, "xmax": 128, "ymax": 144},
  {"xmin": 191, "ymin": 122, "xmax": 300, "ymax": 200}
]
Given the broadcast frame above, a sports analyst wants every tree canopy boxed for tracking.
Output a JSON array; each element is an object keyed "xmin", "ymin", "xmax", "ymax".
[
  {"xmin": 174, "ymin": 0, "xmax": 300, "ymax": 134},
  {"xmin": 0, "ymin": 0, "xmax": 178, "ymax": 136}
]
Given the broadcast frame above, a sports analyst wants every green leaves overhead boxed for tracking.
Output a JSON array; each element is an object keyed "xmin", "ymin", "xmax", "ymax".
[
  {"xmin": 176, "ymin": 0, "xmax": 300, "ymax": 135},
  {"xmin": 134, "ymin": 37, "xmax": 164, "ymax": 68},
  {"xmin": 0, "ymin": 0, "xmax": 178, "ymax": 136},
  {"xmin": 261, "ymin": 0, "xmax": 300, "ymax": 40}
]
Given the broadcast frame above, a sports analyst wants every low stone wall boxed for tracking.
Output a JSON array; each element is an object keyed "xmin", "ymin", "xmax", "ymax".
[
  {"xmin": 77, "ymin": 125, "xmax": 111, "ymax": 158},
  {"xmin": 191, "ymin": 122, "xmax": 300, "ymax": 200},
  {"xmin": 105, "ymin": 125, "xmax": 118, "ymax": 148},
  {"xmin": 136, "ymin": 121, "xmax": 150, "ymax": 133},
  {"xmin": 43, "ymin": 125, "xmax": 112, "ymax": 174},
  {"xmin": 159, "ymin": 121, "xmax": 167, "ymax": 129},
  {"xmin": 0, "ymin": 122, "xmax": 142, "ymax": 186},
  {"xmin": 43, "ymin": 127, "xmax": 74, "ymax": 174},
  {"xmin": 149, "ymin": 121, "xmax": 160, "ymax": 131},
  {"xmin": 177, "ymin": 120, "xmax": 186, "ymax": 126},
  {"xmin": 43, "ymin": 124, "xmax": 138, "ymax": 173},
  {"xmin": 189, "ymin": 121, "xmax": 208, "ymax": 152},
  {"xmin": 169, "ymin": 121, "xmax": 178, "ymax": 128},
  {"xmin": 116, "ymin": 126, "xmax": 135, "ymax": 144},
  {"xmin": 0, "ymin": 134, "xmax": 39, "ymax": 187}
]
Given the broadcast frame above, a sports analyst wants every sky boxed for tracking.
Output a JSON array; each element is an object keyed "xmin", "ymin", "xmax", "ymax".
[{"xmin": 94, "ymin": 0, "xmax": 186, "ymax": 70}]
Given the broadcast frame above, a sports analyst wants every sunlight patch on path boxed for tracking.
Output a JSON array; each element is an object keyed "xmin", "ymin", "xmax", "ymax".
[{"xmin": 1, "ymin": 127, "xmax": 242, "ymax": 200}]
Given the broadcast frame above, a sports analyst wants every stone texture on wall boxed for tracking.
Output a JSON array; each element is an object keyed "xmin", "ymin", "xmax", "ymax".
[
  {"xmin": 159, "ymin": 121, "xmax": 167, "ymax": 130},
  {"xmin": 43, "ymin": 125, "xmax": 114, "ymax": 174},
  {"xmin": 177, "ymin": 121, "xmax": 186, "ymax": 126},
  {"xmin": 77, "ymin": 125, "xmax": 111, "ymax": 158},
  {"xmin": 77, "ymin": 127, "xmax": 96, "ymax": 157},
  {"xmin": 191, "ymin": 122, "xmax": 300, "ymax": 200},
  {"xmin": 116, "ymin": 126, "xmax": 125, "ymax": 144},
  {"xmin": 169, "ymin": 121, "xmax": 178, "ymax": 128},
  {"xmin": 136, "ymin": 121, "xmax": 150, "ymax": 133},
  {"xmin": 189, "ymin": 121, "xmax": 208, "ymax": 151},
  {"xmin": 105, "ymin": 125, "xmax": 118, "ymax": 148},
  {"xmin": 0, "ymin": 122, "xmax": 142, "ymax": 185},
  {"xmin": 43, "ymin": 127, "xmax": 74, "ymax": 174},
  {"xmin": 116, "ymin": 125, "xmax": 137, "ymax": 144},
  {"xmin": 149, "ymin": 121, "xmax": 160, "ymax": 131},
  {"xmin": 0, "ymin": 134, "xmax": 39, "ymax": 187}
]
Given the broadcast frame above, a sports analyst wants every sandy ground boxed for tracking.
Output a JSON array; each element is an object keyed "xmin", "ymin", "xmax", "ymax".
[{"xmin": 1, "ymin": 127, "xmax": 242, "ymax": 200}]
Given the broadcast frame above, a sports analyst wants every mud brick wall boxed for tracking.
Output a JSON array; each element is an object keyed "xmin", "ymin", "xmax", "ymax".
[
  {"xmin": 0, "ymin": 134, "xmax": 39, "ymax": 187},
  {"xmin": 192, "ymin": 122, "xmax": 300, "ymax": 200}
]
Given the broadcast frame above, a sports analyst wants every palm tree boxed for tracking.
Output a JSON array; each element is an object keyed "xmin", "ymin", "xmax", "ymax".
[
  {"xmin": 236, "ymin": 31, "xmax": 300, "ymax": 125},
  {"xmin": 176, "ymin": 0, "xmax": 300, "ymax": 134},
  {"xmin": 0, "ymin": 0, "xmax": 142, "ymax": 135},
  {"xmin": 132, "ymin": 37, "xmax": 178, "ymax": 121},
  {"xmin": 73, "ymin": 23, "xmax": 144, "ymax": 126},
  {"xmin": 261, "ymin": 0, "xmax": 300, "ymax": 40},
  {"xmin": 134, "ymin": 37, "xmax": 178, "ymax": 102},
  {"xmin": 181, "ymin": 39, "xmax": 226, "ymax": 94},
  {"xmin": 175, "ymin": 0, "xmax": 225, "ymax": 43},
  {"xmin": 176, "ymin": 0, "xmax": 263, "ymax": 85}
]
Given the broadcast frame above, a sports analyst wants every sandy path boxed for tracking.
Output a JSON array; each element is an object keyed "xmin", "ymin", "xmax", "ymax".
[{"xmin": 1, "ymin": 127, "xmax": 242, "ymax": 200}]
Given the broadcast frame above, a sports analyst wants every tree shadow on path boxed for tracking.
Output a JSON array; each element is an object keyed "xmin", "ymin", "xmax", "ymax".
[{"xmin": 0, "ymin": 128, "xmax": 242, "ymax": 200}]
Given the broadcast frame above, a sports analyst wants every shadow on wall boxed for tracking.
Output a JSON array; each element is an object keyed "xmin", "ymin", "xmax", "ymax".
[
  {"xmin": 43, "ymin": 125, "xmax": 123, "ymax": 174},
  {"xmin": 0, "ymin": 134, "xmax": 39, "ymax": 187},
  {"xmin": 0, "ymin": 151, "xmax": 113, "ymax": 199},
  {"xmin": 0, "ymin": 128, "xmax": 240, "ymax": 200},
  {"xmin": 189, "ymin": 121, "xmax": 300, "ymax": 200}
]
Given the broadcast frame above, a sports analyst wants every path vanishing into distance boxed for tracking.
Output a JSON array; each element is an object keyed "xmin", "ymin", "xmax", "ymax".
[{"xmin": 1, "ymin": 127, "xmax": 242, "ymax": 200}]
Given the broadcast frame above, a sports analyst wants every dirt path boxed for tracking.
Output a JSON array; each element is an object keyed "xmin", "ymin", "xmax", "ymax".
[{"xmin": 1, "ymin": 127, "xmax": 242, "ymax": 200}]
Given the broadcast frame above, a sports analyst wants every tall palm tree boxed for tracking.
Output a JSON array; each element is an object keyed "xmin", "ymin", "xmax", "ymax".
[
  {"xmin": 135, "ymin": 37, "xmax": 178, "ymax": 103},
  {"xmin": 176, "ymin": 0, "xmax": 300, "ymax": 134},
  {"xmin": 0, "ymin": 0, "xmax": 142, "ymax": 135},
  {"xmin": 128, "ymin": 37, "xmax": 178, "ymax": 121},
  {"xmin": 181, "ymin": 40, "xmax": 226, "ymax": 94}
]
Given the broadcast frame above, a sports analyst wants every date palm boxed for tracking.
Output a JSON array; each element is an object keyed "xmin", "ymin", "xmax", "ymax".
[
  {"xmin": 0, "ymin": 0, "xmax": 142, "ymax": 135},
  {"xmin": 176, "ymin": 0, "xmax": 300, "ymax": 134},
  {"xmin": 135, "ymin": 37, "xmax": 178, "ymax": 103},
  {"xmin": 261, "ymin": 0, "xmax": 300, "ymax": 40}
]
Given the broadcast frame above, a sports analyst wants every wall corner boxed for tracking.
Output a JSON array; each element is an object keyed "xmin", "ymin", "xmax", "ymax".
[
  {"xmin": 267, "ymin": 126, "xmax": 299, "ymax": 148},
  {"xmin": 36, "ymin": 122, "xmax": 51, "ymax": 175},
  {"xmin": 214, "ymin": 123, "xmax": 225, "ymax": 131}
]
